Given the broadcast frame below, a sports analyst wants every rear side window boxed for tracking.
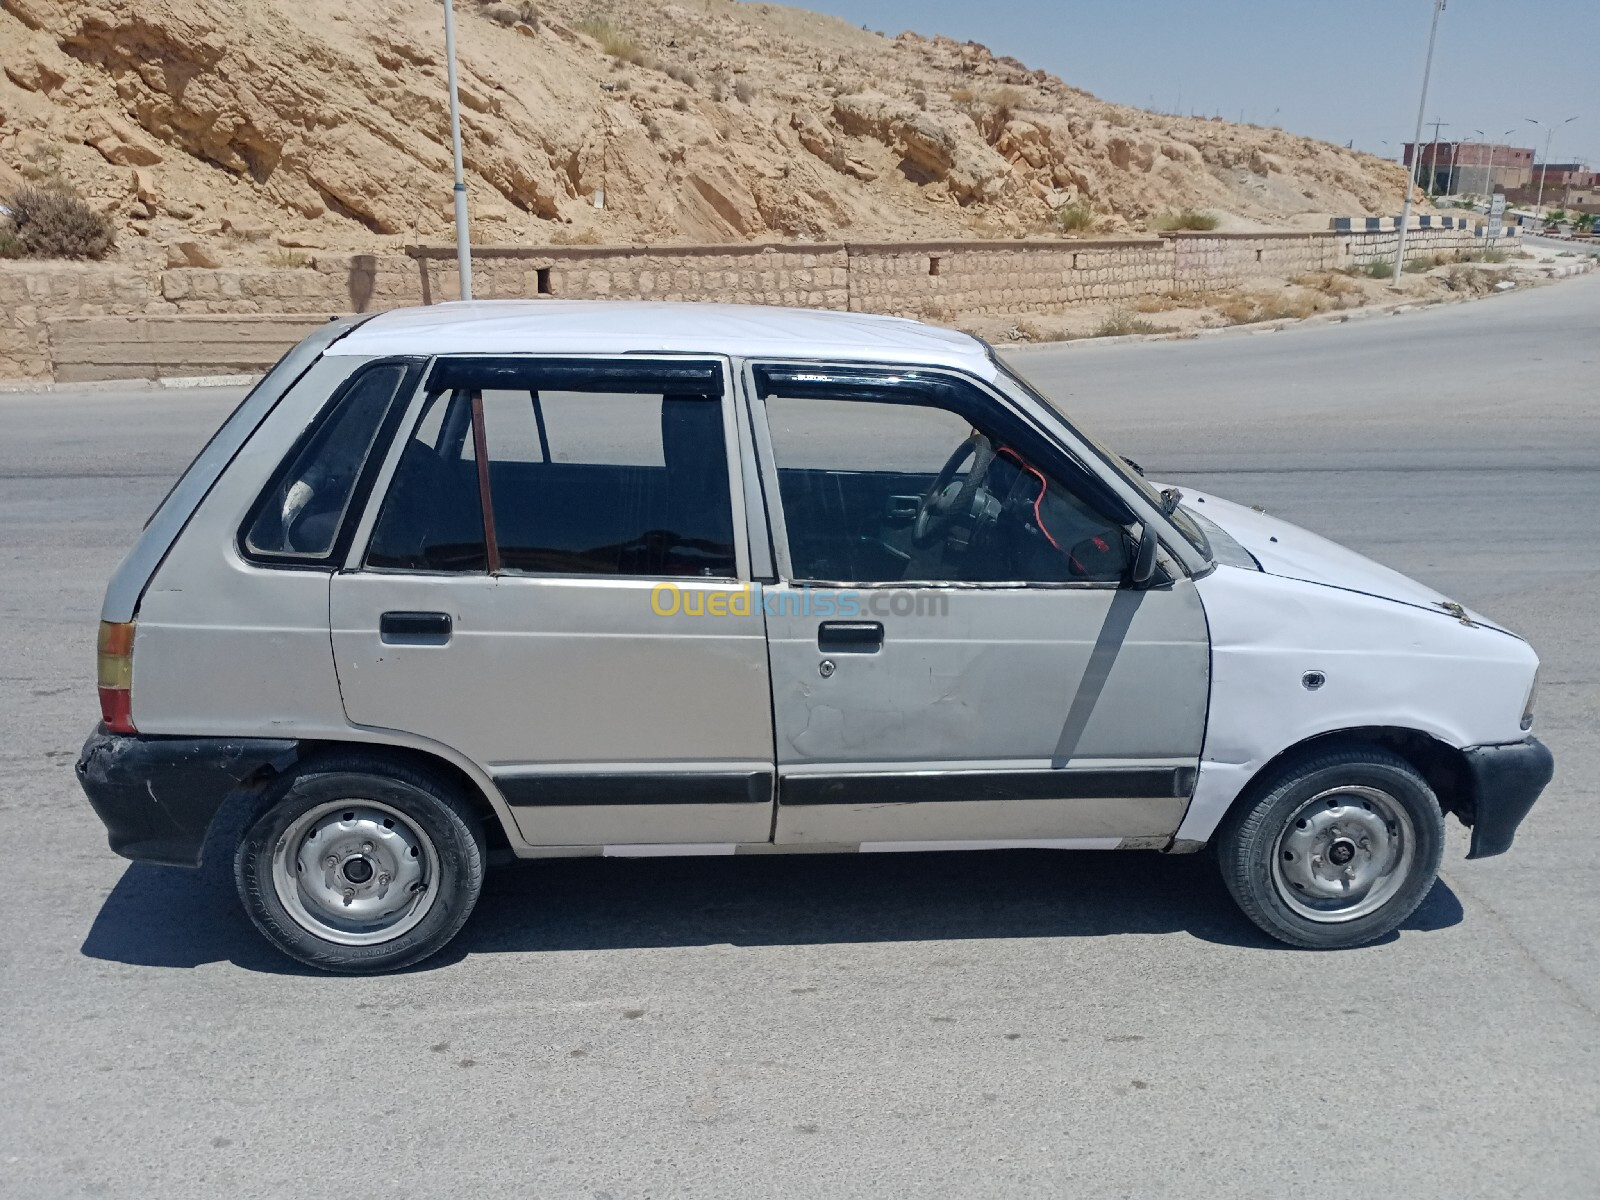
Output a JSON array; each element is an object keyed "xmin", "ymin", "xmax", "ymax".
[
  {"xmin": 241, "ymin": 361, "xmax": 415, "ymax": 563},
  {"xmin": 366, "ymin": 361, "xmax": 736, "ymax": 578}
]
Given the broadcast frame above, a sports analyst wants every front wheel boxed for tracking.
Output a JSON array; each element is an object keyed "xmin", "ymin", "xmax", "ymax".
[
  {"xmin": 1216, "ymin": 744, "xmax": 1445, "ymax": 949},
  {"xmin": 235, "ymin": 755, "xmax": 485, "ymax": 973}
]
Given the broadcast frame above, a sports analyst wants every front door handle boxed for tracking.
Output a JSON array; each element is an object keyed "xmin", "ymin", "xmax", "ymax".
[
  {"xmin": 817, "ymin": 621, "xmax": 883, "ymax": 654},
  {"xmin": 379, "ymin": 610, "xmax": 452, "ymax": 646}
]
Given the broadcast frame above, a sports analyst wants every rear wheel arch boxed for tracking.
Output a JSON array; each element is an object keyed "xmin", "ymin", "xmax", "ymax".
[{"xmin": 200, "ymin": 737, "xmax": 514, "ymax": 882}]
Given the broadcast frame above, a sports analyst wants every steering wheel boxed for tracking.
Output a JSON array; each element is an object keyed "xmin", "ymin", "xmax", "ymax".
[{"xmin": 913, "ymin": 433, "xmax": 997, "ymax": 547}]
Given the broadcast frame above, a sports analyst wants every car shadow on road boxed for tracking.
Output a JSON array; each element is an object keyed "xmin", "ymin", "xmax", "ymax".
[{"xmin": 80, "ymin": 849, "xmax": 1465, "ymax": 973}]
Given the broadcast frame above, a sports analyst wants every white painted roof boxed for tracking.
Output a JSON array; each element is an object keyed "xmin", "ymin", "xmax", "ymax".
[{"xmin": 330, "ymin": 300, "xmax": 996, "ymax": 376}]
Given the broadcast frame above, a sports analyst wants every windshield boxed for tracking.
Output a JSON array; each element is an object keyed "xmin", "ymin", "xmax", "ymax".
[{"xmin": 987, "ymin": 351, "xmax": 1213, "ymax": 562}]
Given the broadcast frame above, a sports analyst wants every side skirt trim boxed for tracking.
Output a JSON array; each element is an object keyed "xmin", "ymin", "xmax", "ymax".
[
  {"xmin": 781, "ymin": 766, "xmax": 1195, "ymax": 807},
  {"xmin": 495, "ymin": 770, "xmax": 772, "ymax": 808}
]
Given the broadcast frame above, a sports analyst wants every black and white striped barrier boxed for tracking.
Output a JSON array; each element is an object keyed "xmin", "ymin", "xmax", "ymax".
[{"xmin": 1328, "ymin": 215, "xmax": 1521, "ymax": 239}]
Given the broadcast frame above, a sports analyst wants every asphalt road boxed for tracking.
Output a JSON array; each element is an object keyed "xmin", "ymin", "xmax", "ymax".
[{"xmin": 3, "ymin": 275, "xmax": 1598, "ymax": 1198}]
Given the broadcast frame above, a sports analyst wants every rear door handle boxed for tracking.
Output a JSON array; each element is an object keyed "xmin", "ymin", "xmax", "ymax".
[
  {"xmin": 379, "ymin": 610, "xmax": 452, "ymax": 646},
  {"xmin": 817, "ymin": 621, "xmax": 883, "ymax": 653}
]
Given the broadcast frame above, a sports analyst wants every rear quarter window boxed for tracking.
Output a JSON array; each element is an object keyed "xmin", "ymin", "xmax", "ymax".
[{"xmin": 240, "ymin": 360, "xmax": 418, "ymax": 565}]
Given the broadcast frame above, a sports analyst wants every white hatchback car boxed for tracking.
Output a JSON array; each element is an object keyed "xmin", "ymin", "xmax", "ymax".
[{"xmin": 77, "ymin": 302, "xmax": 1552, "ymax": 972}]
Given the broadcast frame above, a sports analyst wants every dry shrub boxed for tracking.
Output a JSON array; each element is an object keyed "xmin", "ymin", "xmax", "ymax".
[
  {"xmin": 1, "ymin": 186, "xmax": 115, "ymax": 260},
  {"xmin": 1095, "ymin": 308, "xmax": 1160, "ymax": 337},
  {"xmin": 948, "ymin": 86, "xmax": 976, "ymax": 104},
  {"xmin": 733, "ymin": 79, "xmax": 757, "ymax": 104},
  {"xmin": 1291, "ymin": 271, "xmax": 1362, "ymax": 307},
  {"xmin": 1133, "ymin": 293, "xmax": 1181, "ymax": 313},
  {"xmin": 987, "ymin": 85, "xmax": 1027, "ymax": 123},
  {"xmin": 672, "ymin": 96, "xmax": 691, "ymax": 113},
  {"xmin": 663, "ymin": 62, "xmax": 697, "ymax": 88},
  {"xmin": 266, "ymin": 249, "xmax": 312, "ymax": 268},
  {"xmin": 1013, "ymin": 319, "xmax": 1072, "ymax": 343},
  {"xmin": 1262, "ymin": 292, "xmax": 1322, "ymax": 320},
  {"xmin": 1209, "ymin": 291, "xmax": 1259, "ymax": 325},
  {"xmin": 1211, "ymin": 288, "xmax": 1324, "ymax": 325},
  {"xmin": 575, "ymin": 15, "xmax": 647, "ymax": 65},
  {"xmin": 550, "ymin": 227, "xmax": 603, "ymax": 245}
]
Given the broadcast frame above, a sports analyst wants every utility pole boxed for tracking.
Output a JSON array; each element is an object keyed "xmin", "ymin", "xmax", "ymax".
[
  {"xmin": 442, "ymin": 0, "xmax": 474, "ymax": 301},
  {"xmin": 1395, "ymin": 1, "xmax": 1447, "ymax": 283},
  {"xmin": 1527, "ymin": 116, "xmax": 1579, "ymax": 214}
]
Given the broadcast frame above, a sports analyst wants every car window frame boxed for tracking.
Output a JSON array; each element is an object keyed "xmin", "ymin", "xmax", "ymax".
[
  {"xmin": 234, "ymin": 355, "xmax": 427, "ymax": 571},
  {"xmin": 743, "ymin": 359, "xmax": 1155, "ymax": 591},
  {"xmin": 342, "ymin": 354, "xmax": 752, "ymax": 584}
]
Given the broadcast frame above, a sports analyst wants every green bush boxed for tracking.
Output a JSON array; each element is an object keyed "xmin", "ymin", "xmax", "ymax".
[
  {"xmin": 1056, "ymin": 204, "xmax": 1096, "ymax": 233},
  {"xmin": 1154, "ymin": 209, "xmax": 1220, "ymax": 232},
  {"xmin": 1354, "ymin": 260, "xmax": 1395, "ymax": 279},
  {"xmin": 1, "ymin": 186, "xmax": 115, "ymax": 260}
]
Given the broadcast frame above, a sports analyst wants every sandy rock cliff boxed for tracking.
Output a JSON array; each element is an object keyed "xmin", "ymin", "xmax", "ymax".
[{"xmin": 0, "ymin": 0, "xmax": 1419, "ymax": 260}]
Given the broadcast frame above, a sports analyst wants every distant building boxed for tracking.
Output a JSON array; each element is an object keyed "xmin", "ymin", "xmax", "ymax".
[
  {"xmin": 1404, "ymin": 142, "xmax": 1534, "ymax": 194},
  {"xmin": 1530, "ymin": 164, "xmax": 1596, "ymax": 189}
]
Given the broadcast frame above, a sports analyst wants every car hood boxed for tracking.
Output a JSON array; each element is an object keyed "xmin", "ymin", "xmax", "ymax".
[{"xmin": 1174, "ymin": 488, "xmax": 1513, "ymax": 634}]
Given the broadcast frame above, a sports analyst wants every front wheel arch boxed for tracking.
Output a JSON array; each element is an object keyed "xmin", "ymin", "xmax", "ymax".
[{"xmin": 1219, "ymin": 727, "xmax": 1475, "ymax": 841}]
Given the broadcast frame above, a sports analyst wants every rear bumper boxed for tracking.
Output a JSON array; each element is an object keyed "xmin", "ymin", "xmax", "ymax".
[
  {"xmin": 1462, "ymin": 736, "xmax": 1554, "ymax": 859},
  {"xmin": 75, "ymin": 726, "xmax": 299, "ymax": 867}
]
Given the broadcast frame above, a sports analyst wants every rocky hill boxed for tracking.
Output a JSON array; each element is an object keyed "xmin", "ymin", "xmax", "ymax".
[{"xmin": 0, "ymin": 0, "xmax": 1420, "ymax": 261}]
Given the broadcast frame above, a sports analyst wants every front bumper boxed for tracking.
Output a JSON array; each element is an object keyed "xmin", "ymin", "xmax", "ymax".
[
  {"xmin": 1462, "ymin": 736, "xmax": 1554, "ymax": 859},
  {"xmin": 75, "ymin": 726, "xmax": 299, "ymax": 867}
]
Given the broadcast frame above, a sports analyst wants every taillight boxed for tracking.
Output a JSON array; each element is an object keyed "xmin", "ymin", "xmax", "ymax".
[{"xmin": 97, "ymin": 620, "xmax": 136, "ymax": 734}]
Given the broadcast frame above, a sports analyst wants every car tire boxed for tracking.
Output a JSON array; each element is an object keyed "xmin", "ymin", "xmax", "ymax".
[
  {"xmin": 1216, "ymin": 743, "xmax": 1446, "ymax": 949},
  {"xmin": 235, "ymin": 753, "xmax": 485, "ymax": 973}
]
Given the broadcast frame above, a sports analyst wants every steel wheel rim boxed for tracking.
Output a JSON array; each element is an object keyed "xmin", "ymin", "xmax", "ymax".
[
  {"xmin": 1270, "ymin": 785, "xmax": 1416, "ymax": 923},
  {"xmin": 271, "ymin": 799, "xmax": 440, "ymax": 946}
]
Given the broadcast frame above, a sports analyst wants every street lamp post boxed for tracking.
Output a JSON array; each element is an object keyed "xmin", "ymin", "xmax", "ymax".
[
  {"xmin": 1527, "ymin": 116, "xmax": 1579, "ymax": 214},
  {"xmin": 442, "ymin": 0, "xmax": 474, "ymax": 301},
  {"xmin": 1395, "ymin": 0, "xmax": 1448, "ymax": 282}
]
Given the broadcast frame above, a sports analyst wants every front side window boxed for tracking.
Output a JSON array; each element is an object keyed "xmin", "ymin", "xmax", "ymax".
[
  {"xmin": 242, "ymin": 361, "xmax": 415, "ymax": 562},
  {"xmin": 761, "ymin": 378, "xmax": 1130, "ymax": 585},
  {"xmin": 367, "ymin": 362, "xmax": 737, "ymax": 578}
]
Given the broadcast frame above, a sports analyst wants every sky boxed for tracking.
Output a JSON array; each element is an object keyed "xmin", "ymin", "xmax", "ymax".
[{"xmin": 790, "ymin": 0, "xmax": 1599, "ymax": 165}]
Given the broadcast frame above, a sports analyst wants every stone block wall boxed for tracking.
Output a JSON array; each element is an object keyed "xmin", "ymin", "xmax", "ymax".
[
  {"xmin": 1169, "ymin": 232, "xmax": 1346, "ymax": 293},
  {"xmin": 418, "ymin": 243, "xmax": 852, "ymax": 310},
  {"xmin": 0, "ymin": 223, "xmax": 1519, "ymax": 382},
  {"xmin": 844, "ymin": 240, "xmax": 1172, "ymax": 318},
  {"xmin": 0, "ymin": 262, "xmax": 155, "ymax": 379}
]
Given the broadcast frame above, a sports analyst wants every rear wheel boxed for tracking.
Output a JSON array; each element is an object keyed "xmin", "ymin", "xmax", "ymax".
[
  {"xmin": 1216, "ymin": 744, "xmax": 1445, "ymax": 949},
  {"xmin": 235, "ymin": 755, "xmax": 485, "ymax": 973}
]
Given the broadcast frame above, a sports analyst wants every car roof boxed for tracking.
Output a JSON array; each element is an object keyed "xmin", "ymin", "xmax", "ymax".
[{"xmin": 329, "ymin": 300, "xmax": 997, "ymax": 377}]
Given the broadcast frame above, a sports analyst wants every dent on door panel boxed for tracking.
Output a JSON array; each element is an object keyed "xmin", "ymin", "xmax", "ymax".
[{"xmin": 769, "ymin": 579, "xmax": 1211, "ymax": 843}]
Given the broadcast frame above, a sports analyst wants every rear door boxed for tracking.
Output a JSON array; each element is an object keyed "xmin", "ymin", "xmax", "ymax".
[
  {"xmin": 331, "ymin": 356, "xmax": 775, "ymax": 848},
  {"xmin": 745, "ymin": 363, "xmax": 1210, "ymax": 848}
]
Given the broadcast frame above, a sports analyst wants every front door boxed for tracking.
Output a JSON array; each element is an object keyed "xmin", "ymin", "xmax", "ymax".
[
  {"xmin": 747, "ymin": 363, "xmax": 1209, "ymax": 848},
  {"xmin": 331, "ymin": 356, "xmax": 774, "ymax": 847}
]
